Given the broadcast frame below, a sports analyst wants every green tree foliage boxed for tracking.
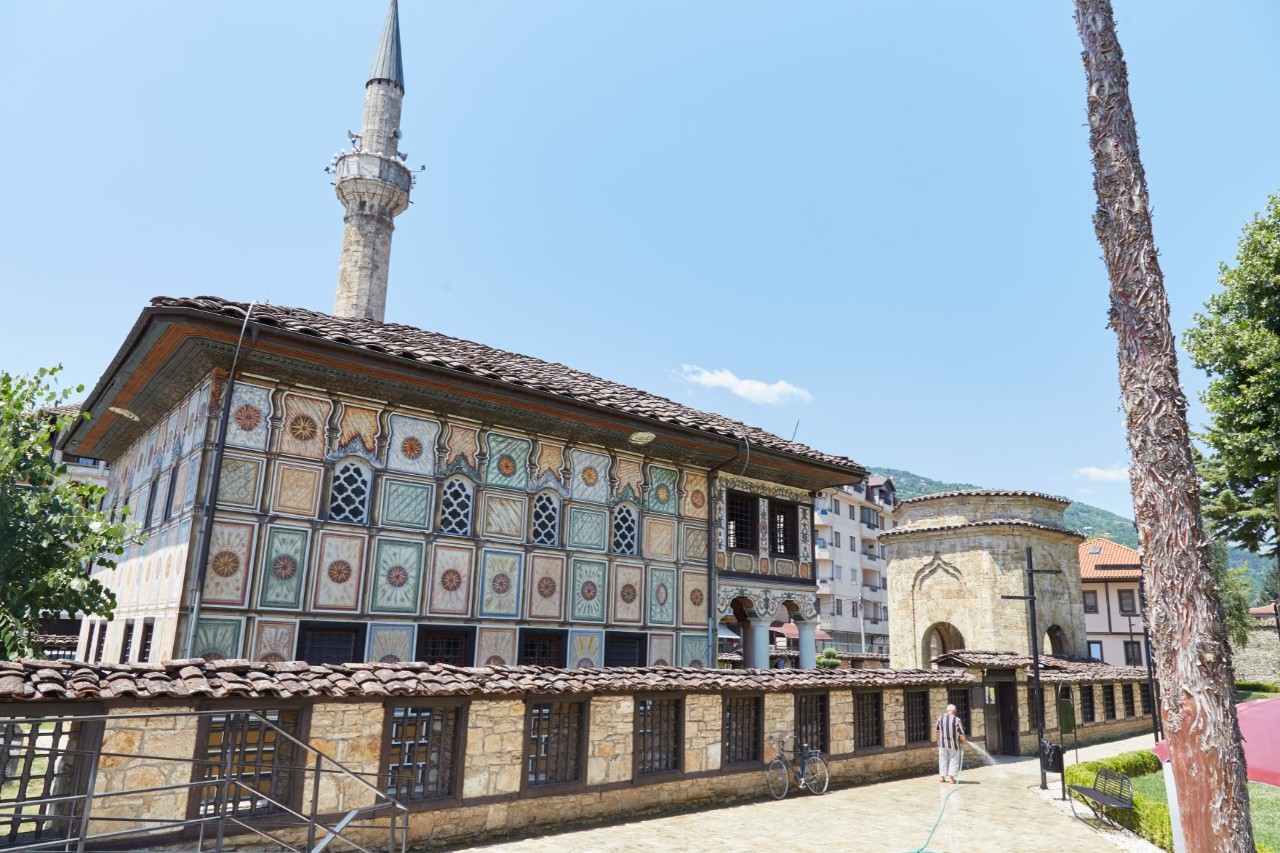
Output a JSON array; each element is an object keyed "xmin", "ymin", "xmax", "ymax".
[
  {"xmin": 0, "ymin": 367, "xmax": 128, "ymax": 659},
  {"xmin": 814, "ymin": 648, "xmax": 841, "ymax": 670},
  {"xmin": 1184, "ymin": 193, "xmax": 1280, "ymax": 558},
  {"xmin": 1208, "ymin": 539, "xmax": 1254, "ymax": 648}
]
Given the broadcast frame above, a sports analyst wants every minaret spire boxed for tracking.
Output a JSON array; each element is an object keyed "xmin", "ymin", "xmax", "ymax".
[{"xmin": 331, "ymin": 0, "xmax": 412, "ymax": 323}]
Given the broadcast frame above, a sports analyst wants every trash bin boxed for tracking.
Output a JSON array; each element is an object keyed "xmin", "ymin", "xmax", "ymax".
[{"xmin": 1040, "ymin": 739, "xmax": 1064, "ymax": 773}]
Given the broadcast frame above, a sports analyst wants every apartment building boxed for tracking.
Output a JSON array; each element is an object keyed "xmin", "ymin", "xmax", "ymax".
[{"xmin": 812, "ymin": 474, "xmax": 896, "ymax": 653}]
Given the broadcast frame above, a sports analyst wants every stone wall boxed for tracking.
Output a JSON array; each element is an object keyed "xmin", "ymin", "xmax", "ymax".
[
  {"xmin": 1232, "ymin": 623, "xmax": 1280, "ymax": 685},
  {"xmin": 87, "ymin": 708, "xmax": 199, "ymax": 837}
]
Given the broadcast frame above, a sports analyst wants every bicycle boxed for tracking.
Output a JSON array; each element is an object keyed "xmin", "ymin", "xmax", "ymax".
[{"xmin": 765, "ymin": 733, "xmax": 830, "ymax": 798}]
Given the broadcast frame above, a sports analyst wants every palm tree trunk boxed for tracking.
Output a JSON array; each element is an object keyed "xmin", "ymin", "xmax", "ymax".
[{"xmin": 1074, "ymin": 2, "xmax": 1254, "ymax": 849}]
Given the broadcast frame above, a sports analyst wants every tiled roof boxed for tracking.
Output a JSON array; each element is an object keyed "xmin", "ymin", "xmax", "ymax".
[
  {"xmin": 719, "ymin": 650, "xmax": 889, "ymax": 663},
  {"xmin": 35, "ymin": 635, "xmax": 78, "ymax": 650},
  {"xmin": 150, "ymin": 297, "xmax": 861, "ymax": 473},
  {"xmin": 1078, "ymin": 539, "xmax": 1142, "ymax": 580},
  {"xmin": 901, "ymin": 489, "xmax": 1070, "ymax": 506},
  {"xmin": 931, "ymin": 650, "xmax": 1148, "ymax": 683},
  {"xmin": 881, "ymin": 518, "xmax": 1083, "ymax": 539},
  {"xmin": 46, "ymin": 403, "xmax": 83, "ymax": 418},
  {"xmin": 0, "ymin": 659, "xmax": 974, "ymax": 703}
]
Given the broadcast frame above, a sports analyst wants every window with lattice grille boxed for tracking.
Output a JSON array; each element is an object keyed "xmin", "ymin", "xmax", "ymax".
[
  {"xmin": 769, "ymin": 500, "xmax": 799, "ymax": 557},
  {"xmin": 1122, "ymin": 683, "xmax": 1135, "ymax": 717},
  {"xmin": 722, "ymin": 695, "xmax": 762, "ymax": 765},
  {"xmin": 795, "ymin": 693, "xmax": 829, "ymax": 753},
  {"xmin": 726, "ymin": 492, "xmax": 758, "ymax": 551},
  {"xmin": 1103, "ymin": 685, "xmax": 1116, "ymax": 720},
  {"xmin": 1081, "ymin": 686, "xmax": 1096, "ymax": 723},
  {"xmin": 194, "ymin": 710, "xmax": 305, "ymax": 820},
  {"xmin": 612, "ymin": 504, "xmax": 638, "ymax": 555},
  {"xmin": 905, "ymin": 690, "xmax": 930, "ymax": 744},
  {"xmin": 1139, "ymin": 682, "xmax": 1152, "ymax": 715},
  {"xmin": 0, "ymin": 711, "xmax": 101, "ymax": 846},
  {"xmin": 438, "ymin": 478, "xmax": 473, "ymax": 536},
  {"xmin": 329, "ymin": 460, "xmax": 371, "ymax": 524},
  {"xmin": 947, "ymin": 687, "xmax": 972, "ymax": 734},
  {"xmin": 385, "ymin": 702, "xmax": 463, "ymax": 802},
  {"xmin": 531, "ymin": 492, "xmax": 560, "ymax": 546},
  {"xmin": 855, "ymin": 691, "xmax": 883, "ymax": 748},
  {"xmin": 526, "ymin": 701, "xmax": 585, "ymax": 787},
  {"xmin": 635, "ymin": 697, "xmax": 682, "ymax": 776}
]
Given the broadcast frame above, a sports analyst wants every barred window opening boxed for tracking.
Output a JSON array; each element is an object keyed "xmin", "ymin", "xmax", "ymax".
[
  {"xmin": 531, "ymin": 492, "xmax": 560, "ymax": 546},
  {"xmin": 1122, "ymin": 683, "xmax": 1136, "ymax": 717},
  {"xmin": 612, "ymin": 504, "xmax": 638, "ymax": 555},
  {"xmin": 1102, "ymin": 685, "xmax": 1117, "ymax": 720},
  {"xmin": 519, "ymin": 632, "xmax": 565, "ymax": 668},
  {"xmin": 726, "ymin": 492, "xmax": 758, "ymax": 551},
  {"xmin": 195, "ymin": 710, "xmax": 303, "ymax": 820},
  {"xmin": 768, "ymin": 500, "xmax": 799, "ymax": 557},
  {"xmin": 0, "ymin": 713, "xmax": 100, "ymax": 846},
  {"xmin": 1138, "ymin": 682, "xmax": 1152, "ymax": 716},
  {"xmin": 329, "ymin": 460, "xmax": 371, "ymax": 524},
  {"xmin": 439, "ymin": 478, "xmax": 474, "ymax": 536},
  {"xmin": 527, "ymin": 701, "xmax": 584, "ymax": 786},
  {"xmin": 855, "ymin": 691, "xmax": 883, "ymax": 749},
  {"xmin": 1081, "ymin": 687, "xmax": 1096, "ymax": 723},
  {"xmin": 636, "ymin": 697, "xmax": 682, "ymax": 775},
  {"xmin": 386, "ymin": 704, "xmax": 462, "ymax": 801},
  {"xmin": 946, "ymin": 687, "xmax": 972, "ymax": 734},
  {"xmin": 723, "ymin": 695, "xmax": 762, "ymax": 765},
  {"xmin": 795, "ymin": 693, "xmax": 829, "ymax": 753},
  {"xmin": 904, "ymin": 690, "xmax": 930, "ymax": 744}
]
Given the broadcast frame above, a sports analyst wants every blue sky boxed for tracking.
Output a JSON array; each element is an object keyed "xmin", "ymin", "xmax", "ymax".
[{"xmin": 2, "ymin": 2, "xmax": 1277, "ymax": 520}]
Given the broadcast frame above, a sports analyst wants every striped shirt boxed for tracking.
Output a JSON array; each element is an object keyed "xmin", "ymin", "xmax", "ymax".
[{"xmin": 936, "ymin": 712, "xmax": 965, "ymax": 750}]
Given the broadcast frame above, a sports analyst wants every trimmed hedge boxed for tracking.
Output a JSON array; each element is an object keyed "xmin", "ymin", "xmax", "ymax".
[
  {"xmin": 1066, "ymin": 750, "xmax": 1171, "ymax": 852},
  {"xmin": 1236, "ymin": 680, "xmax": 1280, "ymax": 693}
]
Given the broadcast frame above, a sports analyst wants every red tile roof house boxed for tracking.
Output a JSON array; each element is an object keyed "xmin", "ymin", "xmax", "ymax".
[{"xmin": 1077, "ymin": 539, "xmax": 1148, "ymax": 667}]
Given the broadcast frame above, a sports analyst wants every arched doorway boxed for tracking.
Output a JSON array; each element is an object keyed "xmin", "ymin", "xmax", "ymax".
[
  {"xmin": 921, "ymin": 622, "xmax": 965, "ymax": 668},
  {"xmin": 1042, "ymin": 625, "xmax": 1068, "ymax": 656}
]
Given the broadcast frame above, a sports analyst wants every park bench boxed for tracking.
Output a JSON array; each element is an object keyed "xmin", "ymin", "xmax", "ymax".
[{"xmin": 1068, "ymin": 767, "xmax": 1134, "ymax": 828}]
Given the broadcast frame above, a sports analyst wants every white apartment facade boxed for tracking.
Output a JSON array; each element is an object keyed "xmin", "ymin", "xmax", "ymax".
[{"xmin": 813, "ymin": 475, "xmax": 896, "ymax": 654}]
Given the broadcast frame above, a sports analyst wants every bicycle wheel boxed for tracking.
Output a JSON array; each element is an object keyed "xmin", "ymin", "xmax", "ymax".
[
  {"xmin": 765, "ymin": 758, "xmax": 790, "ymax": 799},
  {"xmin": 802, "ymin": 754, "xmax": 829, "ymax": 794}
]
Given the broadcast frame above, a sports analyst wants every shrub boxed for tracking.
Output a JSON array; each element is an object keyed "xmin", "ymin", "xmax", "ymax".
[
  {"xmin": 1236, "ymin": 680, "xmax": 1280, "ymax": 693},
  {"xmin": 814, "ymin": 648, "xmax": 841, "ymax": 670},
  {"xmin": 1066, "ymin": 750, "xmax": 1170, "ymax": 852}
]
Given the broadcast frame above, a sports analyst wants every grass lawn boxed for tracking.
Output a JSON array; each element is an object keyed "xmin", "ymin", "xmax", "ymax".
[
  {"xmin": 1131, "ymin": 772, "xmax": 1280, "ymax": 850},
  {"xmin": 1235, "ymin": 691, "xmax": 1280, "ymax": 703}
]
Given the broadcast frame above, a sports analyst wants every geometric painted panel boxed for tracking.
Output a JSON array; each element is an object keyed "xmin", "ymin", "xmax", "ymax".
[
  {"xmin": 387, "ymin": 413, "xmax": 440, "ymax": 477},
  {"xmin": 477, "ymin": 549, "xmax": 522, "ymax": 619},
  {"xmin": 202, "ymin": 520, "xmax": 255, "ymax": 608},
  {"xmin": 683, "ymin": 525, "xmax": 709, "ymax": 563},
  {"xmin": 252, "ymin": 619, "xmax": 297, "ymax": 663},
  {"xmin": 367, "ymin": 623, "xmax": 416, "ymax": 664},
  {"xmin": 193, "ymin": 617, "xmax": 244, "ymax": 661},
  {"xmin": 278, "ymin": 393, "xmax": 330, "ymax": 459},
  {"xmin": 217, "ymin": 456, "xmax": 261, "ymax": 509},
  {"xmin": 428, "ymin": 543, "xmax": 474, "ymax": 616},
  {"xmin": 258, "ymin": 526, "xmax": 310, "ymax": 610},
  {"xmin": 732, "ymin": 552, "xmax": 756, "ymax": 574},
  {"xmin": 647, "ymin": 566, "xmax": 677, "ymax": 627},
  {"xmin": 569, "ymin": 449, "xmax": 611, "ymax": 505},
  {"xmin": 569, "ymin": 558, "xmax": 607, "ymax": 623},
  {"xmin": 611, "ymin": 562, "xmax": 644, "ymax": 625},
  {"xmin": 773, "ymin": 559, "xmax": 797, "ymax": 578},
  {"xmin": 566, "ymin": 506, "xmax": 607, "ymax": 551},
  {"xmin": 644, "ymin": 517, "xmax": 677, "ymax": 562},
  {"xmin": 615, "ymin": 458, "xmax": 643, "ymax": 504},
  {"xmin": 680, "ymin": 570, "xmax": 708, "ymax": 628},
  {"xmin": 646, "ymin": 464, "xmax": 679, "ymax": 515},
  {"xmin": 483, "ymin": 493, "xmax": 526, "ymax": 540},
  {"xmin": 368, "ymin": 539, "xmax": 425, "ymax": 614},
  {"xmin": 526, "ymin": 554, "xmax": 565, "ymax": 621},
  {"xmin": 682, "ymin": 472, "xmax": 709, "ymax": 519},
  {"xmin": 679, "ymin": 634, "xmax": 710, "ymax": 668},
  {"xmin": 311, "ymin": 532, "xmax": 365, "ymax": 612},
  {"xmin": 477, "ymin": 627, "xmax": 518, "ymax": 667},
  {"xmin": 568, "ymin": 629, "xmax": 604, "ymax": 669},
  {"xmin": 484, "ymin": 433, "xmax": 531, "ymax": 491},
  {"xmin": 337, "ymin": 404, "xmax": 380, "ymax": 458},
  {"xmin": 648, "ymin": 632, "xmax": 675, "ymax": 668},
  {"xmin": 224, "ymin": 384, "xmax": 272, "ymax": 452},
  {"xmin": 380, "ymin": 479, "xmax": 434, "ymax": 530},
  {"xmin": 271, "ymin": 462, "xmax": 322, "ymax": 518}
]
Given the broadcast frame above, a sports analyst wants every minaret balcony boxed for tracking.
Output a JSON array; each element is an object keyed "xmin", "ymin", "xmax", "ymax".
[{"xmin": 333, "ymin": 151, "xmax": 413, "ymax": 194}]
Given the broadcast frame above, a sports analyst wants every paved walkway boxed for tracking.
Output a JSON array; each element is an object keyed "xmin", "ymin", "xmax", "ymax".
[{"xmin": 465, "ymin": 735, "xmax": 1163, "ymax": 853}]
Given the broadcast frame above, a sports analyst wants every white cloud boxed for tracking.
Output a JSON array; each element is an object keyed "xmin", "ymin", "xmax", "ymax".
[
  {"xmin": 1074, "ymin": 465, "xmax": 1130, "ymax": 483},
  {"xmin": 678, "ymin": 365, "xmax": 813, "ymax": 405}
]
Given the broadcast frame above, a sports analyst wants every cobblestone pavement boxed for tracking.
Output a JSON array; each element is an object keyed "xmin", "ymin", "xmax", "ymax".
[{"xmin": 466, "ymin": 735, "xmax": 1163, "ymax": 853}]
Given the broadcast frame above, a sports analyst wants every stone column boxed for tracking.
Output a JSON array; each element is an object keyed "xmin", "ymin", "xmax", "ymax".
[
  {"xmin": 747, "ymin": 617, "xmax": 772, "ymax": 669},
  {"xmin": 797, "ymin": 621, "xmax": 817, "ymax": 669}
]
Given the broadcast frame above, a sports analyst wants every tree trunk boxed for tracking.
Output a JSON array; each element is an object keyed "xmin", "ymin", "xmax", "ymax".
[{"xmin": 1074, "ymin": 3, "xmax": 1254, "ymax": 850}]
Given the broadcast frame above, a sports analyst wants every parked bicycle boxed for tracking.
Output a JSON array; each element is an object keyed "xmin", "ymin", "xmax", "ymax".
[{"xmin": 765, "ymin": 733, "xmax": 830, "ymax": 798}]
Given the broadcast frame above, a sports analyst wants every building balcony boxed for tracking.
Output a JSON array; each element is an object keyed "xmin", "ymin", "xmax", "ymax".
[{"xmin": 814, "ymin": 545, "xmax": 832, "ymax": 560}]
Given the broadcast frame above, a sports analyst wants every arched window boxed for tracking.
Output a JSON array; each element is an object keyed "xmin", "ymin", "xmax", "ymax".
[
  {"xmin": 329, "ymin": 459, "xmax": 372, "ymax": 524},
  {"xmin": 439, "ymin": 477, "xmax": 474, "ymax": 536},
  {"xmin": 530, "ymin": 491, "xmax": 560, "ymax": 547},
  {"xmin": 612, "ymin": 503, "xmax": 639, "ymax": 555}
]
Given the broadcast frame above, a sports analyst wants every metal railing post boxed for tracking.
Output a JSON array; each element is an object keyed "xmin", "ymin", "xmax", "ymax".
[
  {"xmin": 213, "ymin": 715, "xmax": 238, "ymax": 852},
  {"xmin": 307, "ymin": 751, "xmax": 322, "ymax": 851},
  {"xmin": 73, "ymin": 721, "xmax": 103, "ymax": 853}
]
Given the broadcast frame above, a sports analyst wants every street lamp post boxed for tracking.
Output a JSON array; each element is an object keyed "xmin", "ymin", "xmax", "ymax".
[{"xmin": 1001, "ymin": 546, "xmax": 1061, "ymax": 792}]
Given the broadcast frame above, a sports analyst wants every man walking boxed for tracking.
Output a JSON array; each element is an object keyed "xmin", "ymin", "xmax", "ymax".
[{"xmin": 936, "ymin": 703, "xmax": 966, "ymax": 784}]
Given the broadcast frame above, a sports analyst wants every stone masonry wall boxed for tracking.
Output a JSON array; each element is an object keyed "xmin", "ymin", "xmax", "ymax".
[
  {"xmin": 1232, "ymin": 624, "xmax": 1280, "ymax": 685},
  {"xmin": 87, "ymin": 709, "xmax": 199, "ymax": 837}
]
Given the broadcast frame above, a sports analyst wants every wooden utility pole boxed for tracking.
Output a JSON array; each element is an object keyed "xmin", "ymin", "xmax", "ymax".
[{"xmin": 1073, "ymin": 3, "xmax": 1254, "ymax": 849}]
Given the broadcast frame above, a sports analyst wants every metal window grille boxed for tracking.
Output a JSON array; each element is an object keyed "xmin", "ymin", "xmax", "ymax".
[
  {"xmin": 769, "ymin": 500, "xmax": 798, "ymax": 557},
  {"xmin": 1117, "ymin": 590, "xmax": 1137, "ymax": 614},
  {"xmin": 1139, "ymin": 682, "xmax": 1152, "ymax": 716},
  {"xmin": 329, "ymin": 461, "xmax": 371, "ymax": 524},
  {"xmin": 0, "ymin": 714, "xmax": 99, "ymax": 846},
  {"xmin": 526, "ymin": 701, "xmax": 584, "ymax": 786},
  {"xmin": 118, "ymin": 620, "xmax": 134, "ymax": 664},
  {"xmin": 855, "ymin": 691, "xmax": 883, "ymax": 748},
  {"xmin": 1027, "ymin": 685, "xmax": 1044, "ymax": 730},
  {"xmin": 386, "ymin": 704, "xmax": 461, "ymax": 802},
  {"xmin": 138, "ymin": 620, "xmax": 154, "ymax": 664},
  {"xmin": 300, "ymin": 629, "xmax": 358, "ymax": 666},
  {"xmin": 419, "ymin": 632, "xmax": 469, "ymax": 666},
  {"xmin": 635, "ymin": 698, "xmax": 681, "ymax": 775},
  {"xmin": 1123, "ymin": 641, "xmax": 1142, "ymax": 667},
  {"xmin": 519, "ymin": 634, "xmax": 564, "ymax": 668},
  {"xmin": 603, "ymin": 634, "xmax": 645, "ymax": 667},
  {"xmin": 1083, "ymin": 591, "xmax": 1098, "ymax": 613},
  {"xmin": 195, "ymin": 710, "xmax": 303, "ymax": 820},
  {"xmin": 904, "ymin": 690, "xmax": 930, "ymax": 744},
  {"xmin": 530, "ymin": 493, "xmax": 559, "ymax": 546},
  {"xmin": 947, "ymin": 687, "xmax": 972, "ymax": 733},
  {"xmin": 1102, "ymin": 685, "xmax": 1116, "ymax": 720},
  {"xmin": 438, "ymin": 478, "xmax": 473, "ymax": 536},
  {"xmin": 726, "ymin": 493, "xmax": 758, "ymax": 551},
  {"xmin": 92, "ymin": 622, "xmax": 106, "ymax": 663},
  {"xmin": 612, "ymin": 504, "xmax": 638, "ymax": 555},
  {"xmin": 722, "ymin": 696, "xmax": 762, "ymax": 764},
  {"xmin": 1122, "ymin": 684, "xmax": 1136, "ymax": 717},
  {"xmin": 1081, "ymin": 687, "xmax": 1096, "ymax": 723},
  {"xmin": 795, "ymin": 693, "xmax": 829, "ymax": 753}
]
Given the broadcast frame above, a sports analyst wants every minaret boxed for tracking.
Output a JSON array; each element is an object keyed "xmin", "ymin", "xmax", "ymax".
[{"xmin": 332, "ymin": 0, "xmax": 412, "ymax": 322}]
